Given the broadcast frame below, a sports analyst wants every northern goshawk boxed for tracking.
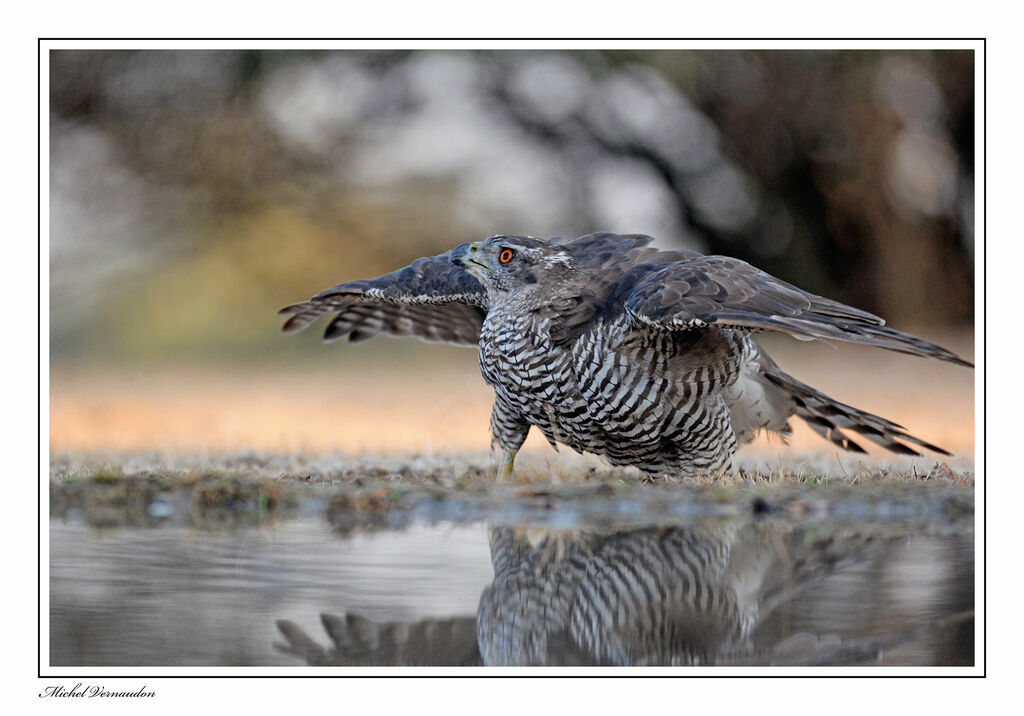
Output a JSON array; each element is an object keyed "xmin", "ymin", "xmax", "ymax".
[{"xmin": 280, "ymin": 232, "xmax": 971, "ymax": 478}]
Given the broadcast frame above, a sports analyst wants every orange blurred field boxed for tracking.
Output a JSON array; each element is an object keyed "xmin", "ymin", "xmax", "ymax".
[{"xmin": 49, "ymin": 331, "xmax": 976, "ymax": 469}]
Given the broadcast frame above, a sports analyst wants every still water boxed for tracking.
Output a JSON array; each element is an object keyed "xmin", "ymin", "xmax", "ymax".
[{"xmin": 49, "ymin": 509, "xmax": 973, "ymax": 667}]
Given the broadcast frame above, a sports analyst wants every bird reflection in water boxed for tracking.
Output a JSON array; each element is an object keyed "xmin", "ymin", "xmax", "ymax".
[{"xmin": 276, "ymin": 523, "xmax": 971, "ymax": 666}]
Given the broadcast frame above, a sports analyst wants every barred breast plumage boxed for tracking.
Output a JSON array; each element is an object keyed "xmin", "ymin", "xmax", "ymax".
[
  {"xmin": 280, "ymin": 232, "xmax": 972, "ymax": 479},
  {"xmin": 476, "ymin": 524, "xmax": 872, "ymax": 666},
  {"xmin": 480, "ymin": 309, "xmax": 755, "ymax": 475}
]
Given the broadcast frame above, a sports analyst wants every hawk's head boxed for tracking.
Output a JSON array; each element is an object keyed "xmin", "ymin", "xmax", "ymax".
[{"xmin": 450, "ymin": 236, "xmax": 577, "ymax": 296}]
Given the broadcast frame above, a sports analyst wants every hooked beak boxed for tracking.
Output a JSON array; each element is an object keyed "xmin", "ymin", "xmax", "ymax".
[{"xmin": 450, "ymin": 241, "xmax": 489, "ymax": 271}]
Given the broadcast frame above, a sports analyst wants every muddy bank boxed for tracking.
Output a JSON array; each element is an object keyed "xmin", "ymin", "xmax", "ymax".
[{"xmin": 49, "ymin": 452, "xmax": 974, "ymax": 531}]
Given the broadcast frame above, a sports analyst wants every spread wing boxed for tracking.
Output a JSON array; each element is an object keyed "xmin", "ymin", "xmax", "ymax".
[
  {"xmin": 622, "ymin": 255, "xmax": 972, "ymax": 367},
  {"xmin": 279, "ymin": 250, "xmax": 488, "ymax": 346}
]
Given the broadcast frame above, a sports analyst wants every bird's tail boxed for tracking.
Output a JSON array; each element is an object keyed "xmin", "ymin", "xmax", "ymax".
[{"xmin": 762, "ymin": 370, "xmax": 952, "ymax": 457}]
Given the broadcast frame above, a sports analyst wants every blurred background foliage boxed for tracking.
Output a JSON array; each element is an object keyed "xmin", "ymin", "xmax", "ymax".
[{"xmin": 49, "ymin": 49, "xmax": 974, "ymax": 366}]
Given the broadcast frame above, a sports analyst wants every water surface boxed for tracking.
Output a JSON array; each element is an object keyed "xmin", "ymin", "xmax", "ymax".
[{"xmin": 50, "ymin": 510, "xmax": 973, "ymax": 667}]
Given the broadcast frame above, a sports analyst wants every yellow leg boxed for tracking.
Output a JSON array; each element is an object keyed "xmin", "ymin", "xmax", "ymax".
[{"xmin": 497, "ymin": 449, "xmax": 517, "ymax": 481}]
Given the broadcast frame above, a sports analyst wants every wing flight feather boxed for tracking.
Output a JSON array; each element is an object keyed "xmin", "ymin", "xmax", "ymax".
[
  {"xmin": 622, "ymin": 255, "xmax": 972, "ymax": 367},
  {"xmin": 279, "ymin": 250, "xmax": 487, "ymax": 346}
]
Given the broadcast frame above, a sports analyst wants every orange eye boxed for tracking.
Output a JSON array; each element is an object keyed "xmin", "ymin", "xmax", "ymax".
[{"xmin": 499, "ymin": 248, "xmax": 514, "ymax": 264}]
